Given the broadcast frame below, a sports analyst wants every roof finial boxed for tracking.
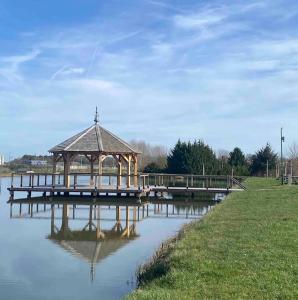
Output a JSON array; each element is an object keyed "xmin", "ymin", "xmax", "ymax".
[{"xmin": 94, "ymin": 106, "xmax": 99, "ymax": 124}]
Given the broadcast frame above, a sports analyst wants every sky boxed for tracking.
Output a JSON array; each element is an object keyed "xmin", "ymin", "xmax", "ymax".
[{"xmin": 1, "ymin": 0, "xmax": 298, "ymax": 159}]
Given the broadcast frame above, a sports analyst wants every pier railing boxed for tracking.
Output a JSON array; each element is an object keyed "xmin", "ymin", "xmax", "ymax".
[
  {"xmin": 9, "ymin": 172, "xmax": 245, "ymax": 191},
  {"xmin": 140, "ymin": 173, "xmax": 246, "ymax": 190}
]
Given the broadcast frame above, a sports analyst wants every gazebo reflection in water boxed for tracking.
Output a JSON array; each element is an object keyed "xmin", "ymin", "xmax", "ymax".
[
  {"xmin": 9, "ymin": 196, "xmax": 214, "ymax": 281},
  {"xmin": 49, "ymin": 203, "xmax": 139, "ymax": 281}
]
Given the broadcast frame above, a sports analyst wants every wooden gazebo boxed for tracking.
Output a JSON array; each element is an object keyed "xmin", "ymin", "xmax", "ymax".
[{"xmin": 49, "ymin": 109, "xmax": 140, "ymax": 188}]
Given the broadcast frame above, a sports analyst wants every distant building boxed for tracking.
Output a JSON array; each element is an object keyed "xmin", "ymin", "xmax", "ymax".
[
  {"xmin": 0, "ymin": 155, "xmax": 4, "ymax": 165},
  {"xmin": 29, "ymin": 160, "xmax": 48, "ymax": 166}
]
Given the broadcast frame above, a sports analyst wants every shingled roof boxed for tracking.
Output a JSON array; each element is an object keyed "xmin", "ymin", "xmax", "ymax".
[
  {"xmin": 49, "ymin": 124, "xmax": 139, "ymax": 154},
  {"xmin": 51, "ymin": 235, "xmax": 135, "ymax": 264}
]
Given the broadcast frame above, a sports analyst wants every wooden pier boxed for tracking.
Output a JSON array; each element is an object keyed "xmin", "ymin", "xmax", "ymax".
[{"xmin": 8, "ymin": 172, "xmax": 245, "ymax": 201}]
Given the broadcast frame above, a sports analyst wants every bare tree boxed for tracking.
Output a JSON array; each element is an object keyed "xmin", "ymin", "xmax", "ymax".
[
  {"xmin": 286, "ymin": 142, "xmax": 298, "ymax": 176},
  {"xmin": 130, "ymin": 140, "xmax": 168, "ymax": 171},
  {"xmin": 217, "ymin": 149, "xmax": 229, "ymax": 161},
  {"xmin": 288, "ymin": 142, "xmax": 298, "ymax": 159}
]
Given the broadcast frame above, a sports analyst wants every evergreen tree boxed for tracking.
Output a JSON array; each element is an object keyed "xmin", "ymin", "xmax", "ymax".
[
  {"xmin": 250, "ymin": 143, "xmax": 277, "ymax": 175},
  {"xmin": 228, "ymin": 147, "xmax": 246, "ymax": 167},
  {"xmin": 167, "ymin": 140, "xmax": 218, "ymax": 174},
  {"xmin": 228, "ymin": 147, "xmax": 249, "ymax": 176},
  {"xmin": 166, "ymin": 140, "xmax": 189, "ymax": 174}
]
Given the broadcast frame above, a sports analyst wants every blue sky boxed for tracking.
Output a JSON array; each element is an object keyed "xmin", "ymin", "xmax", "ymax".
[{"xmin": 1, "ymin": 0, "xmax": 298, "ymax": 158}]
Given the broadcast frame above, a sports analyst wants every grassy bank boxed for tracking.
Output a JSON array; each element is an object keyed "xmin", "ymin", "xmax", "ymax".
[{"xmin": 128, "ymin": 178, "xmax": 298, "ymax": 299}]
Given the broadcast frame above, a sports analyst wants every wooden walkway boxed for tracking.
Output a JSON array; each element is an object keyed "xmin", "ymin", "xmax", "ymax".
[{"xmin": 7, "ymin": 172, "xmax": 246, "ymax": 201}]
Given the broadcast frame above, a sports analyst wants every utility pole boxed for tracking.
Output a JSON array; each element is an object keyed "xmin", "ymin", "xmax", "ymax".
[
  {"xmin": 280, "ymin": 128, "xmax": 285, "ymax": 185},
  {"xmin": 266, "ymin": 160, "xmax": 269, "ymax": 178}
]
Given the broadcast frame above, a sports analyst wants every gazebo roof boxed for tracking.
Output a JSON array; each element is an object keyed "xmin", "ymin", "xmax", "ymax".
[
  {"xmin": 49, "ymin": 123, "xmax": 139, "ymax": 154},
  {"xmin": 52, "ymin": 236, "xmax": 134, "ymax": 264},
  {"xmin": 49, "ymin": 229, "xmax": 138, "ymax": 263}
]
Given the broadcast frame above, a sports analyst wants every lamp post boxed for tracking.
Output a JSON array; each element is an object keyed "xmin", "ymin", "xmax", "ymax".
[{"xmin": 280, "ymin": 128, "xmax": 285, "ymax": 185}]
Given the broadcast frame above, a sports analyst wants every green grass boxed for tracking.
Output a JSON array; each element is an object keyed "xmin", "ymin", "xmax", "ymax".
[{"xmin": 127, "ymin": 177, "xmax": 298, "ymax": 299}]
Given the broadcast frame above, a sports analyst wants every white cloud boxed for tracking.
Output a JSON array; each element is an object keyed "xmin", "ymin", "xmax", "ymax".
[
  {"xmin": 62, "ymin": 78, "xmax": 127, "ymax": 96},
  {"xmin": 174, "ymin": 9, "xmax": 227, "ymax": 30},
  {"xmin": 62, "ymin": 67, "xmax": 85, "ymax": 75},
  {"xmin": 0, "ymin": 49, "xmax": 40, "ymax": 65},
  {"xmin": 0, "ymin": 49, "xmax": 41, "ymax": 83},
  {"xmin": 51, "ymin": 66, "xmax": 85, "ymax": 79},
  {"xmin": 252, "ymin": 39, "xmax": 298, "ymax": 56}
]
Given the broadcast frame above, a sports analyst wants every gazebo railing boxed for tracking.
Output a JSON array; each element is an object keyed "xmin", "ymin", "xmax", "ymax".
[{"xmin": 10, "ymin": 172, "xmax": 150, "ymax": 190}]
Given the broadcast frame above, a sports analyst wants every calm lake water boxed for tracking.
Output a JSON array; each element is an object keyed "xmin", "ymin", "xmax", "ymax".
[{"xmin": 0, "ymin": 177, "xmax": 216, "ymax": 300}]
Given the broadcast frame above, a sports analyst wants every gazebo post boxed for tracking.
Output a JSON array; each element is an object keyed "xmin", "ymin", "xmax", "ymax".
[
  {"xmin": 90, "ymin": 154, "xmax": 94, "ymax": 186},
  {"xmin": 117, "ymin": 155, "xmax": 122, "ymax": 188},
  {"xmin": 126, "ymin": 155, "xmax": 131, "ymax": 188},
  {"xmin": 97, "ymin": 155, "xmax": 103, "ymax": 188},
  {"xmin": 63, "ymin": 153, "xmax": 71, "ymax": 188},
  {"xmin": 133, "ymin": 155, "xmax": 138, "ymax": 187},
  {"xmin": 53, "ymin": 153, "xmax": 58, "ymax": 173}
]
